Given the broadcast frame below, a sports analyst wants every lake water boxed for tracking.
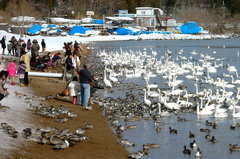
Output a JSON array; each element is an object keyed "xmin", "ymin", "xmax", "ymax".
[{"xmin": 89, "ymin": 38, "xmax": 240, "ymax": 159}]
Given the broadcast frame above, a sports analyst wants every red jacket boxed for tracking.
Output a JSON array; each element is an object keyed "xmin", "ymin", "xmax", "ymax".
[{"xmin": 7, "ymin": 62, "xmax": 17, "ymax": 76}]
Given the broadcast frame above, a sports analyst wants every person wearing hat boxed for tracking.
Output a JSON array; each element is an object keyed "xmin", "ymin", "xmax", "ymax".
[{"xmin": 78, "ymin": 63, "xmax": 95, "ymax": 107}]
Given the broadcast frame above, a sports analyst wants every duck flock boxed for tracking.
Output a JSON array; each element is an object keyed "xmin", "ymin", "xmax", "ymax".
[
  {"xmin": 86, "ymin": 43, "xmax": 240, "ymax": 158},
  {"xmin": 1, "ymin": 90, "xmax": 93, "ymax": 150},
  {"xmin": 0, "ymin": 56, "xmax": 93, "ymax": 151}
]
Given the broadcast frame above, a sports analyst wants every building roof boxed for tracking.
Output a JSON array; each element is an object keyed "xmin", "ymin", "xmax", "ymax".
[{"xmin": 105, "ymin": 17, "xmax": 134, "ymax": 21}]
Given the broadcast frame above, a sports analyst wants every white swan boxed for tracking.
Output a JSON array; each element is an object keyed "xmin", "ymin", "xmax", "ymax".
[
  {"xmin": 214, "ymin": 104, "xmax": 228, "ymax": 118},
  {"xmin": 191, "ymin": 49, "xmax": 198, "ymax": 55},
  {"xmin": 143, "ymin": 89, "xmax": 151, "ymax": 106},
  {"xmin": 143, "ymin": 77, "xmax": 158, "ymax": 88},
  {"xmin": 196, "ymin": 102, "xmax": 213, "ymax": 115},
  {"xmin": 109, "ymin": 71, "xmax": 118, "ymax": 83},
  {"xmin": 147, "ymin": 88, "xmax": 160, "ymax": 98},
  {"xmin": 157, "ymin": 103, "xmax": 170, "ymax": 116},
  {"xmin": 232, "ymin": 102, "xmax": 240, "ymax": 118},
  {"xmin": 163, "ymin": 94, "xmax": 181, "ymax": 110},
  {"xmin": 231, "ymin": 76, "xmax": 240, "ymax": 85},
  {"xmin": 104, "ymin": 70, "xmax": 112, "ymax": 88}
]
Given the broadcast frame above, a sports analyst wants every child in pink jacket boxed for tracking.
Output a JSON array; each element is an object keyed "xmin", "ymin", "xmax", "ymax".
[{"xmin": 7, "ymin": 62, "xmax": 17, "ymax": 85}]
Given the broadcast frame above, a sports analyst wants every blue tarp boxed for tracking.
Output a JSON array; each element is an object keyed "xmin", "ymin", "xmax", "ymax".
[
  {"xmin": 48, "ymin": 24, "xmax": 57, "ymax": 28},
  {"xmin": 94, "ymin": 19, "xmax": 103, "ymax": 24},
  {"xmin": 179, "ymin": 22, "xmax": 201, "ymax": 34},
  {"xmin": 27, "ymin": 24, "xmax": 44, "ymax": 34},
  {"xmin": 69, "ymin": 26, "xmax": 86, "ymax": 35},
  {"xmin": 114, "ymin": 28, "xmax": 132, "ymax": 35}
]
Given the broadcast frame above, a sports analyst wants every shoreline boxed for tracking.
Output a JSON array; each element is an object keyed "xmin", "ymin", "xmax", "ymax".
[{"xmin": 1, "ymin": 45, "xmax": 129, "ymax": 159}]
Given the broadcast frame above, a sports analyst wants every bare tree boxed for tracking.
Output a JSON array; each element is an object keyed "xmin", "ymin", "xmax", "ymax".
[{"xmin": 4, "ymin": 0, "xmax": 41, "ymax": 36}]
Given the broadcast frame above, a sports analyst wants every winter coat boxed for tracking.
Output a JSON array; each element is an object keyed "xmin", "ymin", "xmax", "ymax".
[
  {"xmin": 7, "ymin": 41, "xmax": 13, "ymax": 50},
  {"xmin": 17, "ymin": 64, "xmax": 26, "ymax": 78},
  {"xmin": 65, "ymin": 57, "xmax": 74, "ymax": 70},
  {"xmin": 73, "ymin": 48, "xmax": 81, "ymax": 58},
  {"xmin": 31, "ymin": 39, "xmax": 40, "ymax": 55},
  {"xmin": 7, "ymin": 62, "xmax": 17, "ymax": 77},
  {"xmin": 68, "ymin": 81, "xmax": 80, "ymax": 96},
  {"xmin": 16, "ymin": 41, "xmax": 22, "ymax": 49},
  {"xmin": 27, "ymin": 41, "xmax": 32, "ymax": 50},
  {"xmin": 11, "ymin": 37, "xmax": 17, "ymax": 48},
  {"xmin": 1, "ymin": 37, "xmax": 6, "ymax": 49},
  {"xmin": 72, "ymin": 56, "xmax": 80, "ymax": 68},
  {"xmin": 21, "ymin": 54, "xmax": 30, "ymax": 72},
  {"xmin": 41, "ymin": 40, "xmax": 46, "ymax": 48}
]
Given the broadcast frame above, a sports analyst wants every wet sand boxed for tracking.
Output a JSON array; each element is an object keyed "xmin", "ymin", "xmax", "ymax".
[{"xmin": 2, "ymin": 45, "xmax": 129, "ymax": 159}]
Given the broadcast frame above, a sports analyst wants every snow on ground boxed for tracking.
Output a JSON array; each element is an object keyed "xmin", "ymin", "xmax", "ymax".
[{"xmin": 0, "ymin": 30, "xmax": 232, "ymax": 53}]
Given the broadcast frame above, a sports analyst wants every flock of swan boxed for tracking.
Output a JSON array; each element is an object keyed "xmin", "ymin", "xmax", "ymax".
[
  {"xmin": 88, "ymin": 45, "xmax": 240, "ymax": 158},
  {"xmin": 95, "ymin": 47, "xmax": 240, "ymax": 118}
]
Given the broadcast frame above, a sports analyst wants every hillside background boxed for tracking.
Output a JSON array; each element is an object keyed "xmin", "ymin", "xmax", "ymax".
[{"xmin": 0, "ymin": 0, "xmax": 239, "ymax": 34}]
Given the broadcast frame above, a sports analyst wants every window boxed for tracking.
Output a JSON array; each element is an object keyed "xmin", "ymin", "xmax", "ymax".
[{"xmin": 150, "ymin": 18, "xmax": 155, "ymax": 27}]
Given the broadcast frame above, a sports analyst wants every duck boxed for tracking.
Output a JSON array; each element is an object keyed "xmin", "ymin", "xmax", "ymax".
[
  {"xmin": 183, "ymin": 145, "xmax": 191, "ymax": 155},
  {"xmin": 213, "ymin": 123, "xmax": 218, "ymax": 129},
  {"xmin": 169, "ymin": 127, "xmax": 177, "ymax": 134},
  {"xmin": 84, "ymin": 121, "xmax": 94, "ymax": 129},
  {"xmin": 210, "ymin": 136, "xmax": 217, "ymax": 143},
  {"xmin": 205, "ymin": 120, "xmax": 213, "ymax": 126},
  {"xmin": 22, "ymin": 128, "xmax": 32, "ymax": 139},
  {"xmin": 178, "ymin": 117, "xmax": 187, "ymax": 122},
  {"xmin": 125, "ymin": 124, "xmax": 137, "ymax": 130},
  {"xmin": 52, "ymin": 139, "xmax": 69, "ymax": 150},
  {"xmin": 12, "ymin": 131, "xmax": 19, "ymax": 138},
  {"xmin": 229, "ymin": 144, "xmax": 240, "ymax": 152},
  {"xmin": 190, "ymin": 140, "xmax": 197, "ymax": 149},
  {"xmin": 156, "ymin": 127, "xmax": 161, "ymax": 133},
  {"xmin": 230, "ymin": 125, "xmax": 236, "ymax": 130},
  {"xmin": 1, "ymin": 122, "xmax": 8, "ymax": 128},
  {"xmin": 189, "ymin": 131, "xmax": 195, "ymax": 138},
  {"xmin": 200, "ymin": 128, "xmax": 211, "ymax": 132},
  {"xmin": 195, "ymin": 148, "xmax": 203, "ymax": 157},
  {"xmin": 50, "ymin": 134, "xmax": 63, "ymax": 145},
  {"xmin": 119, "ymin": 139, "xmax": 135, "ymax": 146},
  {"xmin": 57, "ymin": 117, "xmax": 69, "ymax": 123},
  {"xmin": 205, "ymin": 131, "xmax": 211, "ymax": 139},
  {"xmin": 128, "ymin": 151, "xmax": 144, "ymax": 159},
  {"xmin": 75, "ymin": 128, "xmax": 86, "ymax": 135},
  {"xmin": 147, "ymin": 143, "xmax": 160, "ymax": 148}
]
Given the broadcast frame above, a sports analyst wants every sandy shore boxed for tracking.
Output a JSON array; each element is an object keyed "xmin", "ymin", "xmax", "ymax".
[{"xmin": 1, "ymin": 45, "xmax": 129, "ymax": 159}]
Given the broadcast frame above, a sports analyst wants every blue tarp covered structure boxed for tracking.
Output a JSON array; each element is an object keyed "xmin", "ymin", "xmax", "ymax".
[
  {"xmin": 179, "ymin": 22, "xmax": 201, "ymax": 34},
  {"xmin": 114, "ymin": 28, "xmax": 132, "ymax": 35},
  {"xmin": 27, "ymin": 24, "xmax": 44, "ymax": 34},
  {"xmin": 69, "ymin": 26, "xmax": 86, "ymax": 35},
  {"xmin": 94, "ymin": 19, "xmax": 104, "ymax": 24}
]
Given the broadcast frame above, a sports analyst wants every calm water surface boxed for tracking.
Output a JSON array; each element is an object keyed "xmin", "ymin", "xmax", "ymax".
[{"xmin": 90, "ymin": 38, "xmax": 240, "ymax": 159}]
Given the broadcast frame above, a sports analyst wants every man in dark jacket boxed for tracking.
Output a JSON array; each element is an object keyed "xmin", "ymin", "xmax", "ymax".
[{"xmin": 78, "ymin": 63, "xmax": 95, "ymax": 107}]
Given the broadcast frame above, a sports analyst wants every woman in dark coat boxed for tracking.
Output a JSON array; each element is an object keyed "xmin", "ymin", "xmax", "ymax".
[
  {"xmin": 65, "ymin": 54, "xmax": 74, "ymax": 71},
  {"xmin": 41, "ymin": 39, "xmax": 46, "ymax": 53},
  {"xmin": 1, "ymin": 36, "xmax": 6, "ymax": 55}
]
